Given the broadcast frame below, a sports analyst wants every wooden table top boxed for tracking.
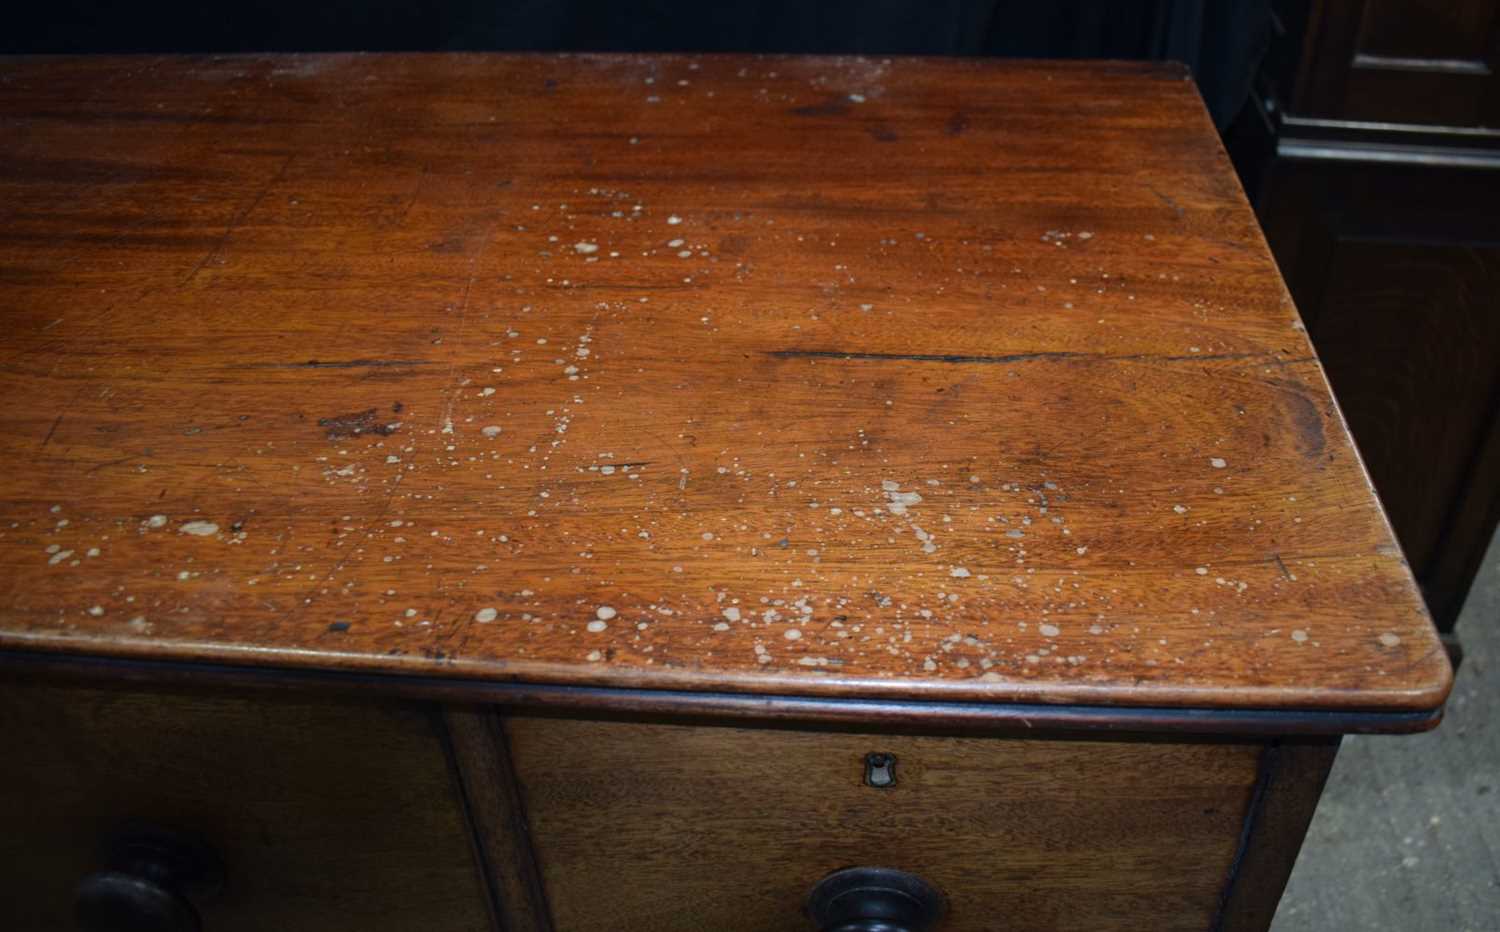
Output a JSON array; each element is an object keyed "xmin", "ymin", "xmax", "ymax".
[{"xmin": 0, "ymin": 54, "xmax": 1451, "ymax": 728}]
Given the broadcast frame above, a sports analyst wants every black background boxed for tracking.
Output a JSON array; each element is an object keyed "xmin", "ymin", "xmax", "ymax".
[{"xmin": 5, "ymin": 0, "xmax": 1271, "ymax": 127}]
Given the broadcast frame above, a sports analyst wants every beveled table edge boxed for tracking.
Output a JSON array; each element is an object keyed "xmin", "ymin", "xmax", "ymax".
[{"xmin": 0, "ymin": 648, "xmax": 1444, "ymax": 737}]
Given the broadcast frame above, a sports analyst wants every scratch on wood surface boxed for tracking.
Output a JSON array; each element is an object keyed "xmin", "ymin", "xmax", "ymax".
[
  {"xmin": 437, "ymin": 270, "xmax": 477, "ymax": 430},
  {"xmin": 435, "ymin": 225, "xmax": 494, "ymax": 430},
  {"xmin": 392, "ymin": 163, "xmax": 428, "ymax": 228},
  {"xmin": 84, "ymin": 455, "xmax": 135, "ymax": 474},
  {"xmin": 768, "ymin": 349, "xmax": 1314, "ymax": 365},
  {"xmin": 40, "ymin": 414, "xmax": 62, "ymax": 448},
  {"xmin": 182, "ymin": 152, "xmax": 295, "ymax": 285},
  {"xmin": 1272, "ymin": 554, "xmax": 1294, "ymax": 581},
  {"xmin": 1148, "ymin": 183, "xmax": 1185, "ymax": 218},
  {"xmin": 789, "ymin": 97, "xmax": 854, "ymax": 118},
  {"xmin": 234, "ymin": 359, "xmax": 434, "ymax": 369},
  {"xmin": 290, "ymin": 473, "xmax": 406, "ymax": 619},
  {"xmin": 770, "ymin": 350, "xmax": 1090, "ymax": 365},
  {"xmin": 317, "ymin": 409, "xmax": 399, "ymax": 440}
]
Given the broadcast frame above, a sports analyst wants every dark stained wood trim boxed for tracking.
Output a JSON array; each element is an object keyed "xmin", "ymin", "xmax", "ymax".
[
  {"xmin": 1421, "ymin": 393, "xmax": 1500, "ymax": 631},
  {"xmin": 1278, "ymin": 136, "xmax": 1500, "ymax": 169},
  {"xmin": 441, "ymin": 706, "xmax": 555, "ymax": 932},
  {"xmin": 1212, "ymin": 737, "xmax": 1341, "ymax": 931},
  {"xmin": 0, "ymin": 650, "xmax": 1443, "ymax": 737}
]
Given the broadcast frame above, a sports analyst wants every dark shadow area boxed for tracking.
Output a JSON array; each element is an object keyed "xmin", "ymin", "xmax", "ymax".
[{"xmin": 5, "ymin": 0, "xmax": 1271, "ymax": 127}]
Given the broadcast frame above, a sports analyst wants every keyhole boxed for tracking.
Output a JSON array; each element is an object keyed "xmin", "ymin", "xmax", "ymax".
[{"xmin": 864, "ymin": 752, "xmax": 897, "ymax": 788}]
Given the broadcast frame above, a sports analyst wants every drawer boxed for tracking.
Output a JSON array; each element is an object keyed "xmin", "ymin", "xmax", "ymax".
[
  {"xmin": 0, "ymin": 681, "xmax": 489, "ymax": 932},
  {"xmin": 507, "ymin": 717, "xmax": 1263, "ymax": 931}
]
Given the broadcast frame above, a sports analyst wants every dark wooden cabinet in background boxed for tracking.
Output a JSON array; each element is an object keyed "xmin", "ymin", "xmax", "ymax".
[{"xmin": 1231, "ymin": 0, "xmax": 1500, "ymax": 632}]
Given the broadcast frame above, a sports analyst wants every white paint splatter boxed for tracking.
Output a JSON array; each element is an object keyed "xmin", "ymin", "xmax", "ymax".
[
  {"xmin": 573, "ymin": 242, "xmax": 599, "ymax": 254},
  {"xmin": 179, "ymin": 521, "xmax": 219, "ymax": 536},
  {"xmin": 1378, "ymin": 632, "xmax": 1401, "ymax": 647},
  {"xmin": 481, "ymin": 426, "xmax": 503, "ymax": 437},
  {"xmin": 886, "ymin": 490, "xmax": 922, "ymax": 515},
  {"xmin": 1210, "ymin": 457, "xmax": 1227, "ymax": 469},
  {"xmin": 949, "ymin": 566, "xmax": 971, "ymax": 578},
  {"xmin": 1040, "ymin": 623, "xmax": 1061, "ymax": 637},
  {"xmin": 587, "ymin": 619, "xmax": 608, "ymax": 633},
  {"xmin": 474, "ymin": 607, "xmax": 498, "ymax": 622},
  {"xmin": 595, "ymin": 605, "xmax": 617, "ymax": 621}
]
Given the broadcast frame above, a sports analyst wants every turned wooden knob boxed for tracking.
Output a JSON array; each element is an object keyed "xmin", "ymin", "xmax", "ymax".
[
  {"xmin": 75, "ymin": 828, "xmax": 224, "ymax": 932},
  {"xmin": 807, "ymin": 867, "xmax": 946, "ymax": 932}
]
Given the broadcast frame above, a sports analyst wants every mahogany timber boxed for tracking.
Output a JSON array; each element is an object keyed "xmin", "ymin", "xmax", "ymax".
[
  {"xmin": 0, "ymin": 54, "xmax": 1451, "ymax": 726},
  {"xmin": 0, "ymin": 680, "xmax": 490, "ymax": 931},
  {"xmin": 443, "ymin": 705, "xmax": 555, "ymax": 931},
  {"xmin": 506, "ymin": 714, "xmax": 1263, "ymax": 931},
  {"xmin": 1214, "ymin": 738, "xmax": 1341, "ymax": 932}
]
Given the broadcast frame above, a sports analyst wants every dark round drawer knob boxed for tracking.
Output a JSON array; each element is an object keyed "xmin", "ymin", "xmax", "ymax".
[
  {"xmin": 807, "ymin": 867, "xmax": 946, "ymax": 932},
  {"xmin": 75, "ymin": 828, "xmax": 224, "ymax": 932}
]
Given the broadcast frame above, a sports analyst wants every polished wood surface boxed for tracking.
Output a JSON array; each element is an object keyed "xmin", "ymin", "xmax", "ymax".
[
  {"xmin": 0, "ymin": 54, "xmax": 1449, "ymax": 719},
  {"xmin": 1216, "ymin": 738, "xmax": 1340, "ymax": 932},
  {"xmin": 507, "ymin": 715, "xmax": 1262, "ymax": 931},
  {"xmin": 1232, "ymin": 3, "xmax": 1500, "ymax": 633},
  {"xmin": 444, "ymin": 706, "xmax": 554, "ymax": 932},
  {"xmin": 0, "ymin": 648, "xmax": 1446, "ymax": 735},
  {"xmin": 0, "ymin": 680, "xmax": 490, "ymax": 931}
]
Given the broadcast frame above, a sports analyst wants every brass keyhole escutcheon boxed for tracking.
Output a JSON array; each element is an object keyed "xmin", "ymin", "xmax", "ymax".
[{"xmin": 864, "ymin": 752, "xmax": 897, "ymax": 788}]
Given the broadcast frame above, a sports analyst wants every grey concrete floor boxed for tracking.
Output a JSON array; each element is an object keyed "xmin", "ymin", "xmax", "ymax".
[{"xmin": 1272, "ymin": 530, "xmax": 1500, "ymax": 931}]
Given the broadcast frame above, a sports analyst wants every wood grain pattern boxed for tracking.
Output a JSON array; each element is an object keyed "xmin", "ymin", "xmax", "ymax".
[
  {"xmin": 0, "ymin": 54, "xmax": 1450, "ymax": 718},
  {"xmin": 0, "ymin": 680, "xmax": 489, "ymax": 931},
  {"xmin": 507, "ymin": 715, "xmax": 1263, "ymax": 931},
  {"xmin": 1215, "ymin": 738, "xmax": 1340, "ymax": 932},
  {"xmin": 1250, "ymin": 152, "xmax": 1500, "ymax": 632},
  {"xmin": 444, "ymin": 706, "xmax": 554, "ymax": 932}
]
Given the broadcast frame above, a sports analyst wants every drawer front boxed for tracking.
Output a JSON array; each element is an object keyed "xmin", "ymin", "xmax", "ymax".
[
  {"xmin": 0, "ymin": 681, "xmax": 489, "ymax": 932},
  {"xmin": 508, "ymin": 717, "xmax": 1262, "ymax": 931}
]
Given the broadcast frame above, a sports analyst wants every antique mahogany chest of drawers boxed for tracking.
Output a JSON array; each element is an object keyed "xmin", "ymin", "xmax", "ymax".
[{"xmin": 0, "ymin": 54, "xmax": 1451, "ymax": 931}]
